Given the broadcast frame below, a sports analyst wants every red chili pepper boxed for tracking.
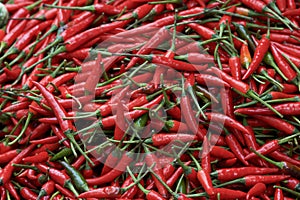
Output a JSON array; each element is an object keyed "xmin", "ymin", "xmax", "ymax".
[
  {"xmin": 211, "ymin": 188, "xmax": 246, "ymax": 199},
  {"xmin": 0, "ymin": 149, "xmax": 20, "ymax": 164},
  {"xmin": 235, "ymin": 102, "xmax": 300, "ymax": 116},
  {"xmin": 243, "ymin": 34, "xmax": 270, "ymax": 80},
  {"xmin": 78, "ymin": 186, "xmax": 121, "ymax": 198},
  {"xmin": 246, "ymin": 182, "xmax": 267, "ymax": 199},
  {"xmin": 54, "ymin": 183, "xmax": 75, "ymax": 199},
  {"xmin": 37, "ymin": 180, "xmax": 55, "ymax": 200},
  {"xmin": 20, "ymin": 186, "xmax": 38, "ymax": 200},
  {"xmin": 253, "ymin": 115, "xmax": 298, "ymax": 135},
  {"xmin": 86, "ymin": 152, "xmax": 133, "ymax": 185},
  {"xmin": 200, "ymin": 136, "xmax": 211, "ymax": 174},
  {"xmin": 147, "ymin": 133, "xmax": 198, "ymax": 146},
  {"xmin": 274, "ymin": 184, "xmax": 284, "ymax": 200},
  {"xmin": 250, "ymin": 132, "xmax": 300, "ymax": 161},
  {"xmin": 210, "ymin": 146, "xmax": 235, "ymax": 159},
  {"xmin": 100, "ymin": 148, "xmax": 122, "ymax": 176},
  {"xmin": 188, "ymin": 23, "xmax": 215, "ymax": 40},
  {"xmin": 212, "ymin": 167, "xmax": 279, "ymax": 183},
  {"xmin": 22, "ymin": 150, "xmax": 49, "ymax": 163}
]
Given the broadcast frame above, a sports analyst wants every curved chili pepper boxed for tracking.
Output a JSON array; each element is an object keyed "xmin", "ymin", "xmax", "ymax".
[
  {"xmin": 86, "ymin": 151, "xmax": 134, "ymax": 185},
  {"xmin": 37, "ymin": 180, "xmax": 55, "ymax": 200},
  {"xmin": 59, "ymin": 160, "xmax": 89, "ymax": 193},
  {"xmin": 246, "ymin": 182, "xmax": 266, "ymax": 199},
  {"xmin": 0, "ymin": 149, "xmax": 20, "ymax": 164},
  {"xmin": 243, "ymin": 34, "xmax": 270, "ymax": 80}
]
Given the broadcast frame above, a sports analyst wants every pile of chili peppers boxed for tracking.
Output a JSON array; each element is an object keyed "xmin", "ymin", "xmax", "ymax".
[{"xmin": 0, "ymin": 0, "xmax": 300, "ymax": 199}]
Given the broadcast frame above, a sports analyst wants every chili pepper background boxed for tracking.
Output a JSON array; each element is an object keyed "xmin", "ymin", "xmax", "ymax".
[{"xmin": 0, "ymin": 0, "xmax": 300, "ymax": 199}]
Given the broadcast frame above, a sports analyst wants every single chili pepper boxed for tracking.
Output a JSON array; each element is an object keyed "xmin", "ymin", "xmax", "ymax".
[
  {"xmin": 54, "ymin": 183, "xmax": 75, "ymax": 199},
  {"xmin": 4, "ymin": 2, "xmax": 32, "ymax": 12},
  {"xmin": 274, "ymin": 184, "xmax": 284, "ymax": 200},
  {"xmin": 253, "ymin": 115, "xmax": 298, "ymax": 135},
  {"xmin": 195, "ymin": 73, "xmax": 230, "ymax": 87},
  {"xmin": 245, "ymin": 132, "xmax": 300, "ymax": 160},
  {"xmin": 35, "ymin": 163, "xmax": 79, "ymax": 196},
  {"xmin": 246, "ymin": 182, "xmax": 267, "ymax": 199},
  {"xmin": 188, "ymin": 152, "xmax": 214, "ymax": 195},
  {"xmin": 235, "ymin": 102, "xmax": 300, "ymax": 116},
  {"xmin": 217, "ymin": 175, "xmax": 290, "ymax": 188},
  {"xmin": 37, "ymin": 180, "xmax": 55, "ymax": 200},
  {"xmin": 0, "ymin": 143, "xmax": 35, "ymax": 186},
  {"xmin": 4, "ymin": 181, "xmax": 20, "ymax": 200},
  {"xmin": 205, "ymin": 112, "xmax": 252, "ymax": 135},
  {"xmin": 78, "ymin": 186, "xmax": 122, "ymax": 198},
  {"xmin": 86, "ymin": 151, "xmax": 134, "ymax": 185},
  {"xmin": 224, "ymin": 129, "xmax": 249, "ymax": 166},
  {"xmin": 19, "ymin": 186, "xmax": 38, "ymax": 200},
  {"xmin": 201, "ymin": 136, "xmax": 211, "ymax": 173},
  {"xmin": 242, "ymin": 34, "xmax": 270, "ymax": 80},
  {"xmin": 210, "ymin": 146, "xmax": 235, "ymax": 159},
  {"xmin": 251, "ymin": 149, "xmax": 300, "ymax": 179},
  {"xmin": 0, "ymin": 149, "xmax": 20, "ymax": 164},
  {"xmin": 100, "ymin": 148, "xmax": 123, "ymax": 176},
  {"xmin": 22, "ymin": 151, "xmax": 49, "ymax": 163},
  {"xmin": 2, "ymin": 101, "xmax": 31, "ymax": 113},
  {"xmin": 146, "ymin": 133, "xmax": 197, "ymax": 146},
  {"xmin": 270, "ymin": 150, "xmax": 300, "ymax": 166},
  {"xmin": 240, "ymin": 42, "xmax": 252, "ymax": 69},
  {"xmin": 59, "ymin": 160, "xmax": 89, "ymax": 193}
]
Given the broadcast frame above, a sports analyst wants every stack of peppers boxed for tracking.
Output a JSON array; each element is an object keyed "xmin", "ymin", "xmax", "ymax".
[{"xmin": 0, "ymin": 0, "xmax": 300, "ymax": 199}]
